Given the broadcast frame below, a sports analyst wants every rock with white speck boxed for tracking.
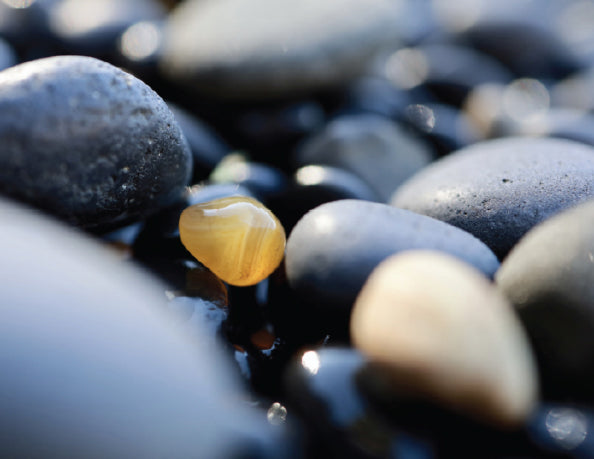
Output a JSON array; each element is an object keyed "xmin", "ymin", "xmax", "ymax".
[
  {"xmin": 391, "ymin": 137, "xmax": 594, "ymax": 259},
  {"xmin": 0, "ymin": 55, "xmax": 192, "ymax": 231}
]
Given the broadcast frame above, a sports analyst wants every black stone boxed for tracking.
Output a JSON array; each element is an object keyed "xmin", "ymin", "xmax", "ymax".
[
  {"xmin": 168, "ymin": 102, "xmax": 229, "ymax": 183},
  {"xmin": 386, "ymin": 43, "xmax": 513, "ymax": 107},
  {"xmin": 392, "ymin": 137, "xmax": 594, "ymax": 259},
  {"xmin": 295, "ymin": 114, "xmax": 434, "ymax": 202},
  {"xmin": 285, "ymin": 199, "xmax": 500, "ymax": 330},
  {"xmin": 0, "ymin": 55, "xmax": 192, "ymax": 231},
  {"xmin": 210, "ymin": 154, "xmax": 289, "ymax": 202},
  {"xmin": 459, "ymin": 19, "xmax": 582, "ymax": 79},
  {"xmin": 284, "ymin": 347, "xmax": 433, "ymax": 459},
  {"xmin": 269, "ymin": 164, "xmax": 380, "ymax": 233}
]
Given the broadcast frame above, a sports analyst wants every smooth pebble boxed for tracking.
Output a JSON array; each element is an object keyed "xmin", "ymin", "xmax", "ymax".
[
  {"xmin": 0, "ymin": 55, "xmax": 192, "ymax": 231},
  {"xmin": 496, "ymin": 198, "xmax": 594, "ymax": 402},
  {"xmin": 351, "ymin": 251, "xmax": 538, "ymax": 426},
  {"xmin": 392, "ymin": 137, "xmax": 594, "ymax": 259},
  {"xmin": 285, "ymin": 199, "xmax": 500, "ymax": 317}
]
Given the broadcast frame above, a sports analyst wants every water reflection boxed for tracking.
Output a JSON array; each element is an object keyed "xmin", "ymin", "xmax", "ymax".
[
  {"xmin": 267, "ymin": 402, "xmax": 287, "ymax": 426},
  {"xmin": 296, "ymin": 165, "xmax": 327, "ymax": 186},
  {"xmin": 384, "ymin": 48, "xmax": 428, "ymax": 90},
  {"xmin": 120, "ymin": 21, "xmax": 162, "ymax": 61},
  {"xmin": 545, "ymin": 407, "xmax": 588, "ymax": 450},
  {"xmin": 503, "ymin": 78, "xmax": 550, "ymax": 123},
  {"xmin": 50, "ymin": 0, "xmax": 120, "ymax": 37},
  {"xmin": 301, "ymin": 350, "xmax": 320, "ymax": 375}
]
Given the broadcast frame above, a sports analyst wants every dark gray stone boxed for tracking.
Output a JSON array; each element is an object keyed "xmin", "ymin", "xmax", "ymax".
[
  {"xmin": 0, "ymin": 55, "xmax": 192, "ymax": 231},
  {"xmin": 391, "ymin": 137, "xmax": 594, "ymax": 259},
  {"xmin": 285, "ymin": 199, "xmax": 499, "ymax": 312},
  {"xmin": 168, "ymin": 102, "xmax": 229, "ymax": 183},
  {"xmin": 0, "ymin": 196, "xmax": 287, "ymax": 458},
  {"xmin": 496, "ymin": 198, "xmax": 594, "ymax": 403},
  {"xmin": 159, "ymin": 0, "xmax": 403, "ymax": 99},
  {"xmin": 295, "ymin": 114, "xmax": 433, "ymax": 202}
]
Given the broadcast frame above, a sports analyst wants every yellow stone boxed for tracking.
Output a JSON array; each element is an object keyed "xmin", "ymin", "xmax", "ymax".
[{"xmin": 179, "ymin": 196, "xmax": 286, "ymax": 286}]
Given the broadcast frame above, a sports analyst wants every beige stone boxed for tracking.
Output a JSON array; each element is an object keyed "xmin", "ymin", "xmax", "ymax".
[{"xmin": 351, "ymin": 250, "xmax": 538, "ymax": 426}]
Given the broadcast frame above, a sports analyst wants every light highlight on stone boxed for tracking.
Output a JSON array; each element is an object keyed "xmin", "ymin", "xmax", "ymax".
[
  {"xmin": 351, "ymin": 250, "xmax": 538, "ymax": 426},
  {"xmin": 179, "ymin": 196, "xmax": 286, "ymax": 286}
]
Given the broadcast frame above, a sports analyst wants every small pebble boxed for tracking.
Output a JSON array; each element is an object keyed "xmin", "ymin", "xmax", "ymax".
[
  {"xmin": 351, "ymin": 251, "xmax": 538, "ymax": 426},
  {"xmin": 392, "ymin": 137, "xmax": 594, "ymax": 259},
  {"xmin": 179, "ymin": 196, "xmax": 286, "ymax": 286}
]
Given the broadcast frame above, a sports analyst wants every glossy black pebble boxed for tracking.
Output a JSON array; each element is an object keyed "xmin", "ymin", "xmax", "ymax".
[
  {"xmin": 285, "ymin": 199, "xmax": 499, "ymax": 315},
  {"xmin": 284, "ymin": 347, "xmax": 433, "ymax": 459},
  {"xmin": 0, "ymin": 55, "xmax": 192, "ymax": 231},
  {"xmin": 392, "ymin": 137, "xmax": 594, "ymax": 259},
  {"xmin": 295, "ymin": 114, "xmax": 433, "ymax": 202}
]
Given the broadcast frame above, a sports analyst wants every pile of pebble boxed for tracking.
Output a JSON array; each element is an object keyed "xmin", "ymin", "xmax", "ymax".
[{"xmin": 2, "ymin": 0, "xmax": 594, "ymax": 457}]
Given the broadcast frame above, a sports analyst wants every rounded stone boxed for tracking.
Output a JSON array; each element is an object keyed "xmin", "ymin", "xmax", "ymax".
[
  {"xmin": 295, "ymin": 114, "xmax": 433, "ymax": 202},
  {"xmin": 391, "ymin": 137, "xmax": 594, "ymax": 259},
  {"xmin": 179, "ymin": 196, "xmax": 286, "ymax": 286},
  {"xmin": 0, "ymin": 55, "xmax": 192, "ymax": 231},
  {"xmin": 351, "ymin": 251, "xmax": 538, "ymax": 426},
  {"xmin": 159, "ymin": 0, "xmax": 404, "ymax": 99},
  {"xmin": 285, "ymin": 199, "xmax": 499, "ymax": 311},
  {"xmin": 496, "ymin": 198, "xmax": 594, "ymax": 402},
  {"xmin": 0, "ymin": 196, "xmax": 283, "ymax": 458}
]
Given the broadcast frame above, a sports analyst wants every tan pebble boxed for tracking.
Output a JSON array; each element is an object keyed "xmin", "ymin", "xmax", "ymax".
[
  {"xmin": 351, "ymin": 250, "xmax": 538, "ymax": 426},
  {"xmin": 179, "ymin": 196, "xmax": 286, "ymax": 286}
]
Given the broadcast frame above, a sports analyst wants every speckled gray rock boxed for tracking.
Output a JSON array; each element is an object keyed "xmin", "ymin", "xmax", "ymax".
[
  {"xmin": 159, "ymin": 0, "xmax": 403, "ymax": 99},
  {"xmin": 496, "ymin": 198, "xmax": 594, "ymax": 403},
  {"xmin": 295, "ymin": 114, "xmax": 433, "ymax": 201},
  {"xmin": 0, "ymin": 55, "xmax": 192, "ymax": 231},
  {"xmin": 391, "ymin": 137, "xmax": 594, "ymax": 259},
  {"xmin": 0, "ymin": 196, "xmax": 286, "ymax": 458},
  {"xmin": 285, "ymin": 199, "xmax": 499, "ymax": 312}
]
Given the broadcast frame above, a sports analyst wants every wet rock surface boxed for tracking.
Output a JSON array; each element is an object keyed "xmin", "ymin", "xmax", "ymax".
[
  {"xmin": 5, "ymin": 1, "xmax": 594, "ymax": 457},
  {"xmin": 0, "ymin": 55, "xmax": 192, "ymax": 231}
]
